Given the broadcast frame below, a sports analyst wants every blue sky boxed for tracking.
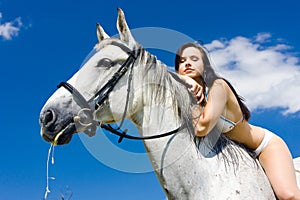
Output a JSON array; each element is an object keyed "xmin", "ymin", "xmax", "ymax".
[{"xmin": 1, "ymin": 0, "xmax": 300, "ymax": 199}]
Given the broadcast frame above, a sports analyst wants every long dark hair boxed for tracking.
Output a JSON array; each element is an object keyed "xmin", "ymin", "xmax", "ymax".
[{"xmin": 175, "ymin": 42, "xmax": 251, "ymax": 121}]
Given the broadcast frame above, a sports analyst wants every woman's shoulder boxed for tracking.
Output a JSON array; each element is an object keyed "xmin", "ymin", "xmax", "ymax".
[
  {"xmin": 210, "ymin": 78, "xmax": 237, "ymax": 102},
  {"xmin": 212, "ymin": 78, "xmax": 229, "ymax": 85},
  {"xmin": 206, "ymin": 79, "xmax": 230, "ymax": 102},
  {"xmin": 211, "ymin": 78, "xmax": 230, "ymax": 92}
]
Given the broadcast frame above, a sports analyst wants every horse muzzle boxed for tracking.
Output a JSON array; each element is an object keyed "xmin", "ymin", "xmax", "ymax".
[
  {"xmin": 39, "ymin": 108, "xmax": 77, "ymax": 145},
  {"xmin": 39, "ymin": 106, "xmax": 98, "ymax": 145}
]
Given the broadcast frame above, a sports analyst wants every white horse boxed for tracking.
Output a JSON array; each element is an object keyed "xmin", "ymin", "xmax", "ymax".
[{"xmin": 39, "ymin": 8, "xmax": 299, "ymax": 199}]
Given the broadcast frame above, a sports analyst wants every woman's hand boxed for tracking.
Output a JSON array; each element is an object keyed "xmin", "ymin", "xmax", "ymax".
[{"xmin": 179, "ymin": 75, "xmax": 205, "ymax": 106}]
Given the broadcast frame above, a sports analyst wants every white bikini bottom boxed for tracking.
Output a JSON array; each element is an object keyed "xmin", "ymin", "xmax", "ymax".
[{"xmin": 253, "ymin": 128, "xmax": 274, "ymax": 157}]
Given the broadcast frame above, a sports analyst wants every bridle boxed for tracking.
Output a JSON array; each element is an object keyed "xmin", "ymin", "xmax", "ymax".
[{"xmin": 57, "ymin": 41, "xmax": 183, "ymax": 143}]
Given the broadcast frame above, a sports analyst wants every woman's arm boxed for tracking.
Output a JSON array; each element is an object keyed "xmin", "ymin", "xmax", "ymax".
[
  {"xmin": 194, "ymin": 79, "xmax": 228, "ymax": 136},
  {"xmin": 178, "ymin": 76, "xmax": 228, "ymax": 136}
]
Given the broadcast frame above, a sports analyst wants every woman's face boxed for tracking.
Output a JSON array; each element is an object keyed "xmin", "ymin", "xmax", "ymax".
[{"xmin": 177, "ymin": 47, "xmax": 204, "ymax": 81}]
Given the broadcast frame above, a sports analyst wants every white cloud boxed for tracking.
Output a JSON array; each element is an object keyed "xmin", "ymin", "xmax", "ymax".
[
  {"xmin": 0, "ymin": 12, "xmax": 23, "ymax": 40},
  {"xmin": 255, "ymin": 32, "xmax": 271, "ymax": 43},
  {"xmin": 205, "ymin": 34, "xmax": 300, "ymax": 115}
]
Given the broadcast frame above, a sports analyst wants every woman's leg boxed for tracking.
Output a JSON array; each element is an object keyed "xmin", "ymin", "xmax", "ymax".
[{"xmin": 258, "ymin": 133, "xmax": 300, "ymax": 200}]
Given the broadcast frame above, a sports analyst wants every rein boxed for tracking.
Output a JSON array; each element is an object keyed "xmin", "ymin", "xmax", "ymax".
[
  {"xmin": 100, "ymin": 124, "xmax": 184, "ymax": 143},
  {"xmin": 58, "ymin": 41, "xmax": 183, "ymax": 143}
]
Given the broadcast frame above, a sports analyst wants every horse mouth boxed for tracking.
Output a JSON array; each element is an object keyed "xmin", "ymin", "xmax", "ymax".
[{"xmin": 41, "ymin": 123, "xmax": 76, "ymax": 145}]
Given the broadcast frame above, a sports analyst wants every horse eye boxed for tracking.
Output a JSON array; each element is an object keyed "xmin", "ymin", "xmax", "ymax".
[{"xmin": 97, "ymin": 58, "xmax": 114, "ymax": 68}]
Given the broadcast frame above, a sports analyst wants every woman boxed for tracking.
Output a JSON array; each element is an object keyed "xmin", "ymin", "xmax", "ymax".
[{"xmin": 175, "ymin": 42, "xmax": 300, "ymax": 200}]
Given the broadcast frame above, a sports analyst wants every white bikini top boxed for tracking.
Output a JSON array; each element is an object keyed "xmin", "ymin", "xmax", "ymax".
[{"xmin": 216, "ymin": 114, "xmax": 243, "ymax": 133}]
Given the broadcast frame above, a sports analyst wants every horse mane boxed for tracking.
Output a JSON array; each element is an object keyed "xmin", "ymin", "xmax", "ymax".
[
  {"xmin": 137, "ymin": 46, "xmax": 196, "ymax": 138},
  {"xmin": 136, "ymin": 44, "xmax": 256, "ymax": 168}
]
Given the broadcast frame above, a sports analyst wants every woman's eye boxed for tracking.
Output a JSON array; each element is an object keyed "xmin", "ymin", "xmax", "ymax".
[
  {"xmin": 179, "ymin": 58, "xmax": 186, "ymax": 63},
  {"xmin": 97, "ymin": 58, "xmax": 114, "ymax": 68},
  {"xmin": 191, "ymin": 56, "xmax": 199, "ymax": 61}
]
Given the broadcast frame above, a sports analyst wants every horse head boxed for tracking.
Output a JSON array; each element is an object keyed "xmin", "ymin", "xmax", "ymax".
[{"xmin": 39, "ymin": 8, "xmax": 141, "ymax": 145}]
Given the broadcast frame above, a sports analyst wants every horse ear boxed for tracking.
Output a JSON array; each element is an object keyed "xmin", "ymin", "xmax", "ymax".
[
  {"xmin": 117, "ymin": 8, "xmax": 136, "ymax": 47},
  {"xmin": 96, "ymin": 23, "xmax": 109, "ymax": 42}
]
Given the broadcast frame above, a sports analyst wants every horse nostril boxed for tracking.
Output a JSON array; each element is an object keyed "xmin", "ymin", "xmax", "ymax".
[{"xmin": 42, "ymin": 109, "xmax": 56, "ymax": 128}]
